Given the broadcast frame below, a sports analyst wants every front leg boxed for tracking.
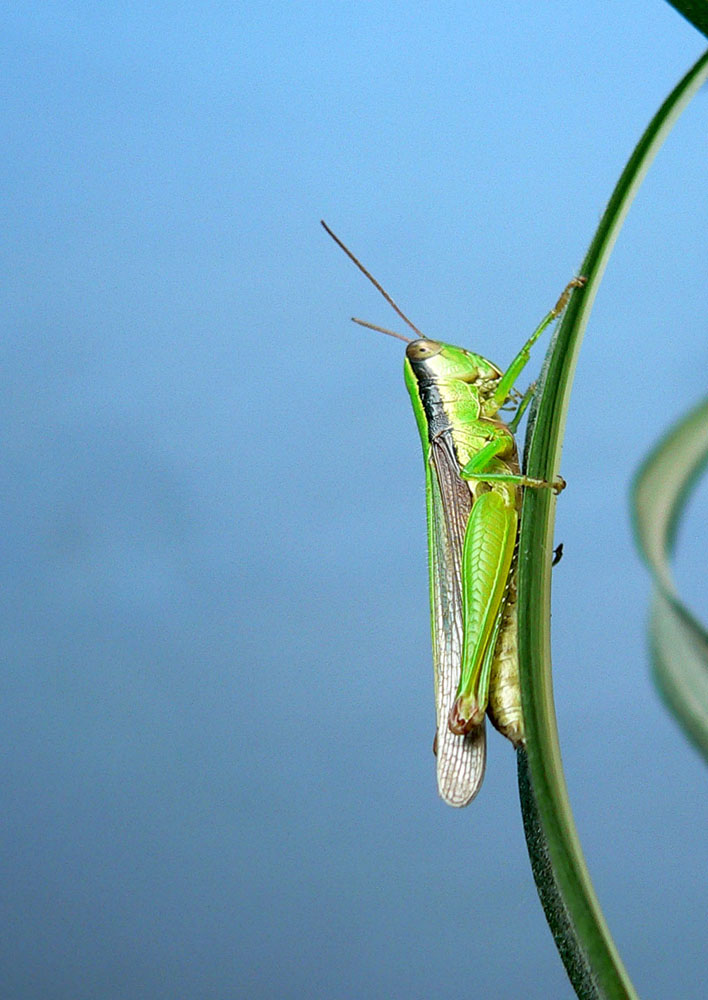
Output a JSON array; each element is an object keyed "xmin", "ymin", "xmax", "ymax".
[
  {"xmin": 507, "ymin": 381, "xmax": 536, "ymax": 434},
  {"xmin": 460, "ymin": 439, "xmax": 565, "ymax": 494}
]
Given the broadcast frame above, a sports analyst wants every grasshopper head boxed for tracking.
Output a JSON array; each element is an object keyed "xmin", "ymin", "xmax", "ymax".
[{"xmin": 406, "ymin": 339, "xmax": 501, "ymax": 384}]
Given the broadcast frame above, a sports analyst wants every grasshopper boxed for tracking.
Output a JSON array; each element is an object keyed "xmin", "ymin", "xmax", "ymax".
[{"xmin": 323, "ymin": 221, "xmax": 584, "ymax": 806}]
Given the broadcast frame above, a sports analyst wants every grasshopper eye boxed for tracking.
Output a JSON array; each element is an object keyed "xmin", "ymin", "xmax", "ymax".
[{"xmin": 406, "ymin": 339, "xmax": 442, "ymax": 361}]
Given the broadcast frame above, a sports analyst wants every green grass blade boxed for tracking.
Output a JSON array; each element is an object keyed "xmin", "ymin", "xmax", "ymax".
[
  {"xmin": 632, "ymin": 397, "xmax": 708, "ymax": 758},
  {"xmin": 516, "ymin": 48, "xmax": 708, "ymax": 1000},
  {"xmin": 664, "ymin": 0, "xmax": 708, "ymax": 40}
]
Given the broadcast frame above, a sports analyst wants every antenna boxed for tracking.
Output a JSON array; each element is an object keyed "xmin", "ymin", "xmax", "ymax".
[
  {"xmin": 351, "ymin": 317, "xmax": 411, "ymax": 343},
  {"xmin": 321, "ymin": 220, "xmax": 424, "ymax": 339}
]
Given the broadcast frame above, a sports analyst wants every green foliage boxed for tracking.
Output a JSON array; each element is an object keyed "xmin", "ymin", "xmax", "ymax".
[
  {"xmin": 515, "ymin": 48, "xmax": 708, "ymax": 1000},
  {"xmin": 665, "ymin": 0, "xmax": 708, "ymax": 39},
  {"xmin": 633, "ymin": 398, "xmax": 708, "ymax": 758}
]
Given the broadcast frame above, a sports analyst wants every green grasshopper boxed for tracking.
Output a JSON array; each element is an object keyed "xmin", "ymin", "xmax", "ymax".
[{"xmin": 323, "ymin": 221, "xmax": 584, "ymax": 807}]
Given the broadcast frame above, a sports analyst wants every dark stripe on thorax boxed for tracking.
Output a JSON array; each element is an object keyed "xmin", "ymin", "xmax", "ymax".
[{"xmin": 408, "ymin": 359, "xmax": 453, "ymax": 443}]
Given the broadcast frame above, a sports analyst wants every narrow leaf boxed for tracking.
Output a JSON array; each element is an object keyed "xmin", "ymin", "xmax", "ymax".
[
  {"xmin": 632, "ymin": 397, "xmax": 708, "ymax": 758},
  {"xmin": 516, "ymin": 48, "xmax": 708, "ymax": 1000},
  {"xmin": 664, "ymin": 0, "xmax": 708, "ymax": 40}
]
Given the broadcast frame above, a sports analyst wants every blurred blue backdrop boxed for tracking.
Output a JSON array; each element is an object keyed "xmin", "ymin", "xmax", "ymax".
[{"xmin": 3, "ymin": 3, "xmax": 708, "ymax": 998}]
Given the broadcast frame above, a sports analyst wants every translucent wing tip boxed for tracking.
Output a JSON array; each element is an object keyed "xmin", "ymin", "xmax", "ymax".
[{"xmin": 436, "ymin": 721, "xmax": 486, "ymax": 807}]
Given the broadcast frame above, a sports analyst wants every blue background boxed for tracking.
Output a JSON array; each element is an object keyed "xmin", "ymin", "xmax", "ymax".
[{"xmin": 3, "ymin": 3, "xmax": 708, "ymax": 998}]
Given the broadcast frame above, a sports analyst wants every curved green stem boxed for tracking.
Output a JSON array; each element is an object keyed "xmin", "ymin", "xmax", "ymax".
[{"xmin": 516, "ymin": 48, "xmax": 708, "ymax": 1000}]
